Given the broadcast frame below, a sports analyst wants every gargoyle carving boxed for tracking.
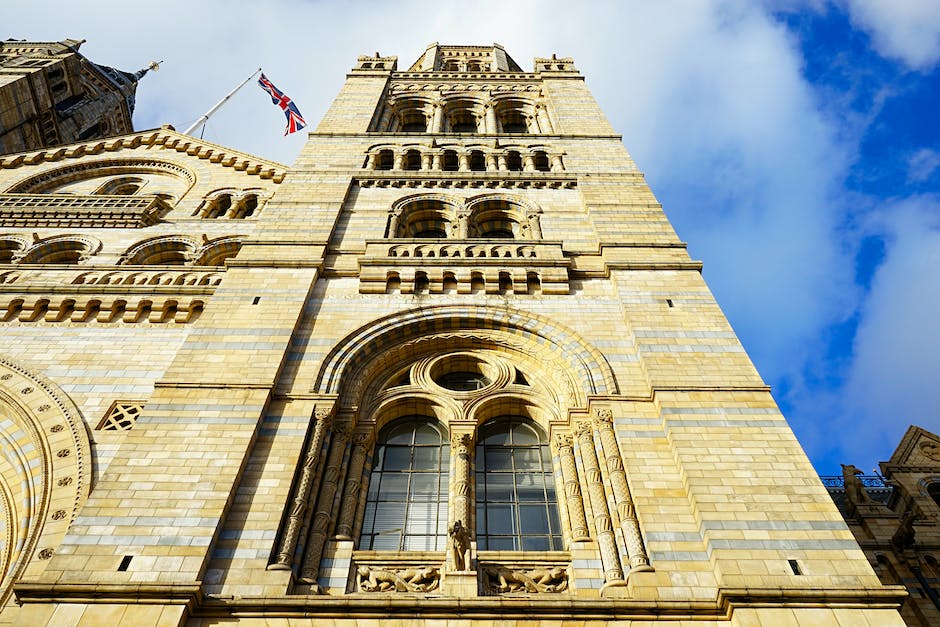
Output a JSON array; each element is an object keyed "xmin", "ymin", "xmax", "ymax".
[
  {"xmin": 483, "ymin": 565, "xmax": 568, "ymax": 594},
  {"xmin": 356, "ymin": 565, "xmax": 440, "ymax": 593}
]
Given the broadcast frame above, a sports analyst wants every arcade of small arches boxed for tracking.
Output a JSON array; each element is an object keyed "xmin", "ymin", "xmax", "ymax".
[
  {"xmin": 193, "ymin": 189, "xmax": 266, "ymax": 219},
  {"xmin": 0, "ymin": 234, "xmax": 243, "ymax": 266},
  {"xmin": 375, "ymin": 95, "xmax": 553, "ymax": 135},
  {"xmin": 271, "ymin": 322, "xmax": 651, "ymax": 593},
  {"xmin": 387, "ymin": 194, "xmax": 542, "ymax": 240},
  {"xmin": 365, "ymin": 145, "xmax": 562, "ymax": 173}
]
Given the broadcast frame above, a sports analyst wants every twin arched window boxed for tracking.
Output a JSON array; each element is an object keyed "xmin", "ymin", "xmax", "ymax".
[{"xmin": 360, "ymin": 415, "xmax": 561, "ymax": 552}]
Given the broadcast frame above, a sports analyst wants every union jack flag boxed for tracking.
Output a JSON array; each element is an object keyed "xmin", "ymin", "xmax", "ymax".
[{"xmin": 257, "ymin": 73, "xmax": 307, "ymax": 135}]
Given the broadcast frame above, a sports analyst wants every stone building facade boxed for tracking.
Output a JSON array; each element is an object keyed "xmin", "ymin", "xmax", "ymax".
[
  {"xmin": 0, "ymin": 39, "xmax": 147, "ymax": 155},
  {"xmin": 0, "ymin": 43, "xmax": 906, "ymax": 625},
  {"xmin": 825, "ymin": 425, "xmax": 940, "ymax": 625}
]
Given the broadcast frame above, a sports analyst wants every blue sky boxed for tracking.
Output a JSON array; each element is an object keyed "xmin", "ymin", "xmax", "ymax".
[{"xmin": 4, "ymin": 1, "xmax": 939, "ymax": 476}]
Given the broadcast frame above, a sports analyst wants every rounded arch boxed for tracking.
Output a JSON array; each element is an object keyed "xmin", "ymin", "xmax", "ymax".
[
  {"xmin": 313, "ymin": 304, "xmax": 618, "ymax": 407},
  {"xmin": 0, "ymin": 235, "xmax": 31, "ymax": 263},
  {"xmin": 5, "ymin": 158, "xmax": 196, "ymax": 195},
  {"xmin": 0, "ymin": 356, "xmax": 92, "ymax": 607},
  {"xmin": 18, "ymin": 234, "xmax": 102, "ymax": 264},
  {"xmin": 121, "ymin": 235, "xmax": 199, "ymax": 265},
  {"xmin": 391, "ymin": 194, "xmax": 462, "ymax": 238}
]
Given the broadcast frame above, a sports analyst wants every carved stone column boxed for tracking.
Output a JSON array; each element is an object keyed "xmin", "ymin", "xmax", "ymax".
[
  {"xmin": 430, "ymin": 102, "xmax": 444, "ymax": 133},
  {"xmin": 526, "ymin": 115, "xmax": 539, "ymax": 134},
  {"xmin": 366, "ymin": 152, "xmax": 379, "ymax": 170},
  {"xmin": 458, "ymin": 153, "xmax": 470, "ymax": 172},
  {"xmin": 393, "ymin": 152, "xmax": 405, "ymax": 170},
  {"xmin": 554, "ymin": 433, "xmax": 590, "ymax": 542},
  {"xmin": 335, "ymin": 429, "xmax": 373, "ymax": 540},
  {"xmin": 496, "ymin": 155, "xmax": 508, "ymax": 171},
  {"xmin": 536, "ymin": 105, "xmax": 552, "ymax": 133},
  {"xmin": 456, "ymin": 209, "xmax": 471, "ymax": 239},
  {"xmin": 431, "ymin": 153, "xmax": 442, "ymax": 170},
  {"xmin": 576, "ymin": 420, "xmax": 624, "ymax": 583},
  {"xmin": 550, "ymin": 154, "xmax": 564, "ymax": 173},
  {"xmin": 421, "ymin": 152, "xmax": 434, "ymax": 171},
  {"xmin": 523, "ymin": 154, "xmax": 536, "ymax": 172},
  {"xmin": 527, "ymin": 212, "xmax": 542, "ymax": 239},
  {"xmin": 387, "ymin": 210, "xmax": 401, "ymax": 238},
  {"xmin": 484, "ymin": 103, "xmax": 497, "ymax": 133},
  {"xmin": 451, "ymin": 432, "xmax": 474, "ymax": 531},
  {"xmin": 485, "ymin": 154, "xmax": 499, "ymax": 172},
  {"xmin": 299, "ymin": 422, "xmax": 351, "ymax": 585},
  {"xmin": 594, "ymin": 409, "xmax": 652, "ymax": 573},
  {"xmin": 269, "ymin": 405, "xmax": 333, "ymax": 570}
]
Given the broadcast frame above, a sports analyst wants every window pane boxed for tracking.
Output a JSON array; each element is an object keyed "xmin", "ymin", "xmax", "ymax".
[
  {"xmin": 412, "ymin": 446, "xmax": 438, "ymax": 470},
  {"xmin": 484, "ymin": 473, "xmax": 513, "ymax": 500},
  {"xmin": 515, "ymin": 474, "xmax": 545, "ymax": 501},
  {"xmin": 487, "ymin": 503, "xmax": 515, "ymax": 534},
  {"xmin": 519, "ymin": 504, "xmax": 549, "ymax": 533},
  {"xmin": 522, "ymin": 535, "xmax": 550, "ymax": 551},
  {"xmin": 510, "ymin": 424, "xmax": 538, "ymax": 444},
  {"xmin": 486, "ymin": 449, "xmax": 512, "ymax": 470},
  {"xmin": 410, "ymin": 472, "xmax": 440, "ymax": 497},
  {"xmin": 382, "ymin": 446, "xmax": 411, "ymax": 471},
  {"xmin": 370, "ymin": 534, "xmax": 401, "ymax": 550},
  {"xmin": 487, "ymin": 536, "xmax": 517, "ymax": 551},
  {"xmin": 377, "ymin": 473, "xmax": 408, "ymax": 500},
  {"xmin": 413, "ymin": 423, "xmax": 441, "ymax": 444},
  {"xmin": 513, "ymin": 448, "xmax": 541, "ymax": 469}
]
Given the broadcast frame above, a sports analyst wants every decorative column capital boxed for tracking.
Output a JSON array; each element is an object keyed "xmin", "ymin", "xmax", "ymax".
[
  {"xmin": 575, "ymin": 420, "xmax": 593, "ymax": 439},
  {"xmin": 593, "ymin": 408, "xmax": 614, "ymax": 426},
  {"xmin": 553, "ymin": 432, "xmax": 574, "ymax": 450},
  {"xmin": 451, "ymin": 431, "xmax": 474, "ymax": 454}
]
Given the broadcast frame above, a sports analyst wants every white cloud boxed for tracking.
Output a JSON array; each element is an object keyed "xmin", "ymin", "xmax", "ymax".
[
  {"xmin": 830, "ymin": 199, "xmax": 940, "ymax": 465},
  {"xmin": 845, "ymin": 0, "xmax": 940, "ymax": 70},
  {"xmin": 907, "ymin": 148, "xmax": 940, "ymax": 182}
]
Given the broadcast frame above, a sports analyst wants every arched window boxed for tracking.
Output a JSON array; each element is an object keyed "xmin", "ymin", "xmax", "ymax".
[
  {"xmin": 533, "ymin": 151, "xmax": 550, "ymax": 172},
  {"xmin": 469, "ymin": 150, "xmax": 486, "ymax": 172},
  {"xmin": 441, "ymin": 150, "xmax": 459, "ymax": 172},
  {"xmin": 361, "ymin": 419, "xmax": 450, "ymax": 550},
  {"xmin": 404, "ymin": 150, "xmax": 422, "ymax": 171},
  {"xmin": 475, "ymin": 418, "xmax": 561, "ymax": 551},
  {"xmin": 506, "ymin": 151, "xmax": 523, "ymax": 172},
  {"xmin": 376, "ymin": 149, "xmax": 394, "ymax": 170},
  {"xmin": 400, "ymin": 113, "xmax": 428, "ymax": 133},
  {"xmin": 929, "ymin": 483, "xmax": 940, "ymax": 510}
]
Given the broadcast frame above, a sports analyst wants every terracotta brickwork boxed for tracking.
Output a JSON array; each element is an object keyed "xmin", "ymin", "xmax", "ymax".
[{"xmin": 0, "ymin": 43, "xmax": 905, "ymax": 625}]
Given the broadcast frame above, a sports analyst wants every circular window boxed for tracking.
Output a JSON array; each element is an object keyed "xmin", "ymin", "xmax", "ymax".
[
  {"xmin": 435, "ymin": 371, "xmax": 491, "ymax": 391},
  {"xmin": 426, "ymin": 354, "xmax": 503, "ymax": 393}
]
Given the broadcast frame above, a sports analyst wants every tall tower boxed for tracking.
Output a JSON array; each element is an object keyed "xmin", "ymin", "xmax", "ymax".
[
  {"xmin": 0, "ymin": 44, "xmax": 905, "ymax": 625},
  {"xmin": 0, "ymin": 39, "xmax": 146, "ymax": 155}
]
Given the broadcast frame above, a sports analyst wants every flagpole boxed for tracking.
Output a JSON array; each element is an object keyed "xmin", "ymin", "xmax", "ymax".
[{"xmin": 183, "ymin": 68, "xmax": 262, "ymax": 136}]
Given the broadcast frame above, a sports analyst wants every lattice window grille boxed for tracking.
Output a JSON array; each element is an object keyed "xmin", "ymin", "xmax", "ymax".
[{"xmin": 97, "ymin": 402, "xmax": 143, "ymax": 431}]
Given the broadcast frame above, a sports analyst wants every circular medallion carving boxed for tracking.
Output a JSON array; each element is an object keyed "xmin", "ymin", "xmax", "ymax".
[
  {"xmin": 20, "ymin": 387, "xmax": 33, "ymax": 395},
  {"xmin": 37, "ymin": 548, "xmax": 54, "ymax": 560},
  {"xmin": 50, "ymin": 424, "xmax": 64, "ymax": 433},
  {"xmin": 920, "ymin": 441, "xmax": 940, "ymax": 462},
  {"xmin": 57, "ymin": 477, "xmax": 73, "ymax": 487},
  {"xmin": 56, "ymin": 449, "xmax": 70, "ymax": 458},
  {"xmin": 50, "ymin": 510, "xmax": 66, "ymax": 521}
]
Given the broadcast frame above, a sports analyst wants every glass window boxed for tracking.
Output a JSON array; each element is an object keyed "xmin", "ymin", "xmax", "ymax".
[
  {"xmin": 475, "ymin": 417, "xmax": 562, "ymax": 551},
  {"xmin": 361, "ymin": 418, "xmax": 450, "ymax": 551}
]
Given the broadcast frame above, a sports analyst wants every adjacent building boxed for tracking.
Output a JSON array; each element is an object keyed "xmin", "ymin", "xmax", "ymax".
[
  {"xmin": 0, "ymin": 42, "xmax": 906, "ymax": 625},
  {"xmin": 0, "ymin": 38, "xmax": 150, "ymax": 155}
]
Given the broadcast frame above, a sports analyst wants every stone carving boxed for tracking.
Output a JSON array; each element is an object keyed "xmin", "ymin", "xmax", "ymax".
[
  {"xmin": 842, "ymin": 464, "xmax": 871, "ymax": 506},
  {"xmin": 448, "ymin": 520, "xmax": 472, "ymax": 572},
  {"xmin": 553, "ymin": 432, "xmax": 590, "ymax": 541},
  {"xmin": 892, "ymin": 508, "xmax": 918, "ymax": 552},
  {"xmin": 576, "ymin": 420, "xmax": 624, "ymax": 582},
  {"xmin": 594, "ymin": 407, "xmax": 653, "ymax": 572},
  {"xmin": 919, "ymin": 440, "xmax": 940, "ymax": 462},
  {"xmin": 37, "ymin": 548, "xmax": 54, "ymax": 560},
  {"xmin": 357, "ymin": 565, "xmax": 440, "ymax": 592},
  {"xmin": 483, "ymin": 565, "xmax": 568, "ymax": 594}
]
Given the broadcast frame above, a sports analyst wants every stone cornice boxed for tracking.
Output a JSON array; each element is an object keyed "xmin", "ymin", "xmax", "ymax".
[{"xmin": 0, "ymin": 127, "xmax": 288, "ymax": 183}]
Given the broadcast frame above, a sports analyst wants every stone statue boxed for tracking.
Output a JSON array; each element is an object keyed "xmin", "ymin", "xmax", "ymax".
[
  {"xmin": 841, "ymin": 463, "xmax": 871, "ymax": 506},
  {"xmin": 357, "ymin": 565, "xmax": 439, "ymax": 592},
  {"xmin": 448, "ymin": 520, "xmax": 471, "ymax": 571},
  {"xmin": 891, "ymin": 508, "xmax": 918, "ymax": 552}
]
